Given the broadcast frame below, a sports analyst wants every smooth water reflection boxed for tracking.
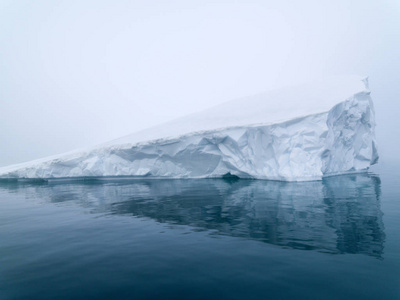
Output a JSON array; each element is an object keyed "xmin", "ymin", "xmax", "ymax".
[{"xmin": 1, "ymin": 173, "xmax": 384, "ymax": 258}]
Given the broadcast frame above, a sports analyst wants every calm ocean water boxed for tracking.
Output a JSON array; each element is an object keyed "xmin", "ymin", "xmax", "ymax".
[{"xmin": 1, "ymin": 163, "xmax": 399, "ymax": 300}]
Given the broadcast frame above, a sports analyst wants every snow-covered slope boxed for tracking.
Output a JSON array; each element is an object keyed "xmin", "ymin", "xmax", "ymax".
[{"xmin": 0, "ymin": 76, "xmax": 378, "ymax": 181}]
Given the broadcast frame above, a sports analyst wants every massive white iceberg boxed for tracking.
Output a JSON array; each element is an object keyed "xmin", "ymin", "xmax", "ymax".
[{"xmin": 0, "ymin": 75, "xmax": 378, "ymax": 181}]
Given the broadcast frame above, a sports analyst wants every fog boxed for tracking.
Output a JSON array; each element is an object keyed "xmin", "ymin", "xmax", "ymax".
[{"xmin": 1, "ymin": 0, "xmax": 399, "ymax": 167}]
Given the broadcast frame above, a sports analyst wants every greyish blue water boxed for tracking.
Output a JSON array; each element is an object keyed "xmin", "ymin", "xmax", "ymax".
[{"xmin": 0, "ymin": 163, "xmax": 399, "ymax": 300}]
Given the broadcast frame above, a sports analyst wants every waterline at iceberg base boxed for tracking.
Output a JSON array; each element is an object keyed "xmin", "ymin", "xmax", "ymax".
[{"xmin": 0, "ymin": 76, "xmax": 378, "ymax": 181}]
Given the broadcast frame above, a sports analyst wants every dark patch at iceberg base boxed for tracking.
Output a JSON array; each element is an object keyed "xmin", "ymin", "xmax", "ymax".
[{"xmin": 0, "ymin": 173, "xmax": 384, "ymax": 258}]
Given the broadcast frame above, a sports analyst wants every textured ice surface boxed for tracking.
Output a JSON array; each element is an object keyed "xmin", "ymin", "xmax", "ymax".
[{"xmin": 0, "ymin": 76, "xmax": 378, "ymax": 181}]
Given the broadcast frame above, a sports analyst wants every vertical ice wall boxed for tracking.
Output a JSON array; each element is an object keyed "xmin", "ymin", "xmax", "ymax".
[{"xmin": 322, "ymin": 90, "xmax": 379, "ymax": 176}]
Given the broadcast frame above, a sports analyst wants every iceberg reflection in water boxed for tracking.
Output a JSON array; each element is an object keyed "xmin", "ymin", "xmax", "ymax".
[{"xmin": 3, "ymin": 173, "xmax": 384, "ymax": 258}]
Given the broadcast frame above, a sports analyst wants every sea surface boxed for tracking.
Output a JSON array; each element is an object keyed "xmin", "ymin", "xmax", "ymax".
[{"xmin": 1, "ymin": 163, "xmax": 399, "ymax": 300}]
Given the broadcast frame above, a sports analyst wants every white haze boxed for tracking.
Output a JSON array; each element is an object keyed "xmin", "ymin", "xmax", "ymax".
[{"xmin": 0, "ymin": 0, "xmax": 399, "ymax": 167}]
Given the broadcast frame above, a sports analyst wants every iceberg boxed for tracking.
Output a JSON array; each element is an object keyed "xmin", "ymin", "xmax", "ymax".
[{"xmin": 0, "ymin": 75, "xmax": 378, "ymax": 181}]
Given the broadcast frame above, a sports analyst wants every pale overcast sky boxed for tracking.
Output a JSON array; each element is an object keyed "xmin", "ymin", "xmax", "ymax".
[{"xmin": 0, "ymin": 0, "xmax": 399, "ymax": 166}]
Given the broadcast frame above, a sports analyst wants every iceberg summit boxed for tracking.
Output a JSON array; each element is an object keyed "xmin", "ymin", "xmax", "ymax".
[{"xmin": 0, "ymin": 75, "xmax": 378, "ymax": 181}]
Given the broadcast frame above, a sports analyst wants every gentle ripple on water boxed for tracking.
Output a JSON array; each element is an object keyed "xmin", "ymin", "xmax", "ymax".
[{"xmin": 0, "ymin": 166, "xmax": 399, "ymax": 300}]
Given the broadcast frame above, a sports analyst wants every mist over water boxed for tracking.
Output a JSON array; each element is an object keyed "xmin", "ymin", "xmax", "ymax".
[
  {"xmin": 0, "ymin": 0, "xmax": 399, "ymax": 166},
  {"xmin": 1, "ymin": 2, "xmax": 399, "ymax": 299}
]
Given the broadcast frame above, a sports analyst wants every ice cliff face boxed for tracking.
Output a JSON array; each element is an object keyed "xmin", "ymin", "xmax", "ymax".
[{"xmin": 0, "ymin": 76, "xmax": 378, "ymax": 181}]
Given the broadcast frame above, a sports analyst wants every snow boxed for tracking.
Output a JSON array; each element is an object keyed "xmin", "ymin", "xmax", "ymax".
[{"xmin": 0, "ymin": 75, "xmax": 378, "ymax": 181}]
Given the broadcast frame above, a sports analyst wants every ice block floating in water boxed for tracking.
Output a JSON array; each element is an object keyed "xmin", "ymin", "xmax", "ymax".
[{"xmin": 0, "ymin": 75, "xmax": 378, "ymax": 181}]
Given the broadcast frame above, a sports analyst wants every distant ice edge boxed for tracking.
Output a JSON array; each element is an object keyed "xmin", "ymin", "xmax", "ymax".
[{"xmin": 0, "ymin": 88, "xmax": 378, "ymax": 182}]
